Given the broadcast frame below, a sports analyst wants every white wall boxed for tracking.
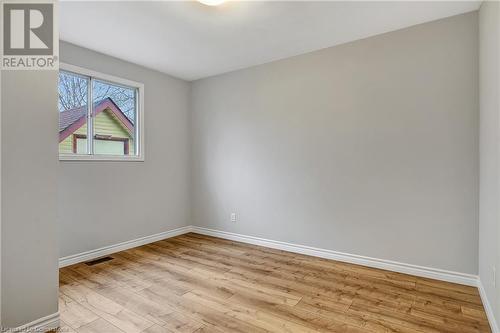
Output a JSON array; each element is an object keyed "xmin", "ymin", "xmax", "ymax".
[
  {"xmin": 479, "ymin": 0, "xmax": 500, "ymax": 323},
  {"xmin": 1, "ymin": 70, "xmax": 59, "ymax": 327},
  {"xmin": 59, "ymin": 42, "xmax": 191, "ymax": 258},
  {"xmin": 191, "ymin": 12, "xmax": 479, "ymax": 274}
]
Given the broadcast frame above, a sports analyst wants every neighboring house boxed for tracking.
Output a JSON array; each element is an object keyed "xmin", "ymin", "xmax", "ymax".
[{"xmin": 59, "ymin": 98, "xmax": 135, "ymax": 155}]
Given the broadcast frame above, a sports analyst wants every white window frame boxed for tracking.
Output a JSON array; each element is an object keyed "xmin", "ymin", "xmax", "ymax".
[{"xmin": 59, "ymin": 63, "xmax": 145, "ymax": 162}]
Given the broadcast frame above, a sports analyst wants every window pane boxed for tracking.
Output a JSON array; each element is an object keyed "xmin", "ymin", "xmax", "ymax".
[
  {"xmin": 58, "ymin": 71, "xmax": 89, "ymax": 155},
  {"xmin": 92, "ymin": 80, "xmax": 136, "ymax": 156},
  {"xmin": 94, "ymin": 139, "xmax": 126, "ymax": 155},
  {"xmin": 75, "ymin": 137, "xmax": 87, "ymax": 154}
]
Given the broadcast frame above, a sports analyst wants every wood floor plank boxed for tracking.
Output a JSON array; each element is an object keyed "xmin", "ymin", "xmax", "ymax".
[
  {"xmin": 59, "ymin": 233, "xmax": 492, "ymax": 333},
  {"xmin": 227, "ymin": 292, "xmax": 366, "ymax": 333},
  {"xmin": 96, "ymin": 286, "xmax": 176, "ymax": 325},
  {"xmin": 349, "ymin": 297, "xmax": 489, "ymax": 333},
  {"xmin": 76, "ymin": 318, "xmax": 124, "ymax": 333},
  {"xmin": 183, "ymin": 289, "xmax": 321, "ymax": 333},
  {"xmin": 137, "ymin": 287, "xmax": 268, "ymax": 333},
  {"xmin": 142, "ymin": 324, "xmax": 174, "ymax": 333},
  {"xmin": 416, "ymin": 277, "xmax": 480, "ymax": 296},
  {"xmin": 57, "ymin": 320, "xmax": 78, "ymax": 333},
  {"xmin": 159, "ymin": 311, "xmax": 206, "ymax": 333},
  {"xmin": 59, "ymin": 294, "xmax": 100, "ymax": 329},
  {"xmin": 462, "ymin": 304, "xmax": 490, "ymax": 321},
  {"xmin": 60, "ymin": 283, "xmax": 155, "ymax": 333},
  {"xmin": 414, "ymin": 283, "xmax": 483, "ymax": 306}
]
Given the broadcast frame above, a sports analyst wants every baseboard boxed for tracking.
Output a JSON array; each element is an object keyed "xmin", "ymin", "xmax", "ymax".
[
  {"xmin": 59, "ymin": 226, "xmax": 192, "ymax": 267},
  {"xmin": 191, "ymin": 226, "xmax": 478, "ymax": 287},
  {"xmin": 478, "ymin": 279, "xmax": 499, "ymax": 333},
  {"xmin": 4, "ymin": 312, "xmax": 59, "ymax": 333},
  {"xmin": 60, "ymin": 224, "xmax": 479, "ymax": 285},
  {"xmin": 60, "ymin": 225, "xmax": 479, "ymax": 287}
]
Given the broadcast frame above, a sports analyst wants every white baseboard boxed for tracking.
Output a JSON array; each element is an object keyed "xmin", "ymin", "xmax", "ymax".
[
  {"xmin": 59, "ymin": 226, "xmax": 192, "ymax": 267},
  {"xmin": 58, "ymin": 225, "xmax": 498, "ymax": 330},
  {"xmin": 4, "ymin": 312, "xmax": 59, "ymax": 333},
  {"xmin": 478, "ymin": 279, "xmax": 499, "ymax": 333},
  {"xmin": 191, "ymin": 226, "xmax": 478, "ymax": 287},
  {"xmin": 60, "ymin": 225, "xmax": 479, "ymax": 286}
]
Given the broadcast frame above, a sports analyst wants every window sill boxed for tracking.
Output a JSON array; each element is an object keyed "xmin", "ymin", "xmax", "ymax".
[{"xmin": 59, "ymin": 154, "xmax": 144, "ymax": 162}]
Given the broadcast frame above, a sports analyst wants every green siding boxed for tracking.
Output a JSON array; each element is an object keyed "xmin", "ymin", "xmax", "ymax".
[{"xmin": 59, "ymin": 109, "xmax": 134, "ymax": 155}]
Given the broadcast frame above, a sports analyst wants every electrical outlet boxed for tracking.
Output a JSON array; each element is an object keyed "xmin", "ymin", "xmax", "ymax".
[
  {"xmin": 230, "ymin": 212, "xmax": 236, "ymax": 222},
  {"xmin": 493, "ymin": 266, "xmax": 496, "ymax": 288}
]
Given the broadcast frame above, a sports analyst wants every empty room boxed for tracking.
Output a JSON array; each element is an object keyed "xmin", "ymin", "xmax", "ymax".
[{"xmin": 1, "ymin": 0, "xmax": 499, "ymax": 332}]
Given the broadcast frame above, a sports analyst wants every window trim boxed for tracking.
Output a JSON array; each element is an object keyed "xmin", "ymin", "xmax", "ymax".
[
  {"xmin": 59, "ymin": 63, "xmax": 145, "ymax": 162},
  {"xmin": 73, "ymin": 134, "xmax": 130, "ymax": 155}
]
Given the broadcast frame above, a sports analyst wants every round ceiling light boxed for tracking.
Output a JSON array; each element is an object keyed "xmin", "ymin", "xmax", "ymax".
[{"xmin": 197, "ymin": 0, "xmax": 226, "ymax": 6}]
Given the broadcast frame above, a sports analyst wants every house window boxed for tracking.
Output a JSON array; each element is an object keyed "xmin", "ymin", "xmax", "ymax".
[{"xmin": 58, "ymin": 63, "xmax": 144, "ymax": 161}]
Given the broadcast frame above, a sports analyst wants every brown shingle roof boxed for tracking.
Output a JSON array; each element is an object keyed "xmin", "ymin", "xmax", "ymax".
[
  {"xmin": 59, "ymin": 105, "xmax": 87, "ymax": 133},
  {"xmin": 58, "ymin": 98, "xmax": 134, "ymax": 143},
  {"xmin": 59, "ymin": 98, "xmax": 131, "ymax": 132}
]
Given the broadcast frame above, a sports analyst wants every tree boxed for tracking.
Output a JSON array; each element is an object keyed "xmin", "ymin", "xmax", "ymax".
[{"xmin": 58, "ymin": 72, "xmax": 136, "ymax": 123}]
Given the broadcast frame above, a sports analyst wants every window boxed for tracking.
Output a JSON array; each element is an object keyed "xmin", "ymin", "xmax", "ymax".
[{"xmin": 58, "ymin": 63, "xmax": 144, "ymax": 161}]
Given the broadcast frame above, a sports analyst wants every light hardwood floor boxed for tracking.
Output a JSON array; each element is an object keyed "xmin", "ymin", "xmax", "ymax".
[{"xmin": 58, "ymin": 233, "xmax": 491, "ymax": 333}]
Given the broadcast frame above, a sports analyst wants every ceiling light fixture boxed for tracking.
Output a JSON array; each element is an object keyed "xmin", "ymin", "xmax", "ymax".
[{"xmin": 197, "ymin": 0, "xmax": 226, "ymax": 6}]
